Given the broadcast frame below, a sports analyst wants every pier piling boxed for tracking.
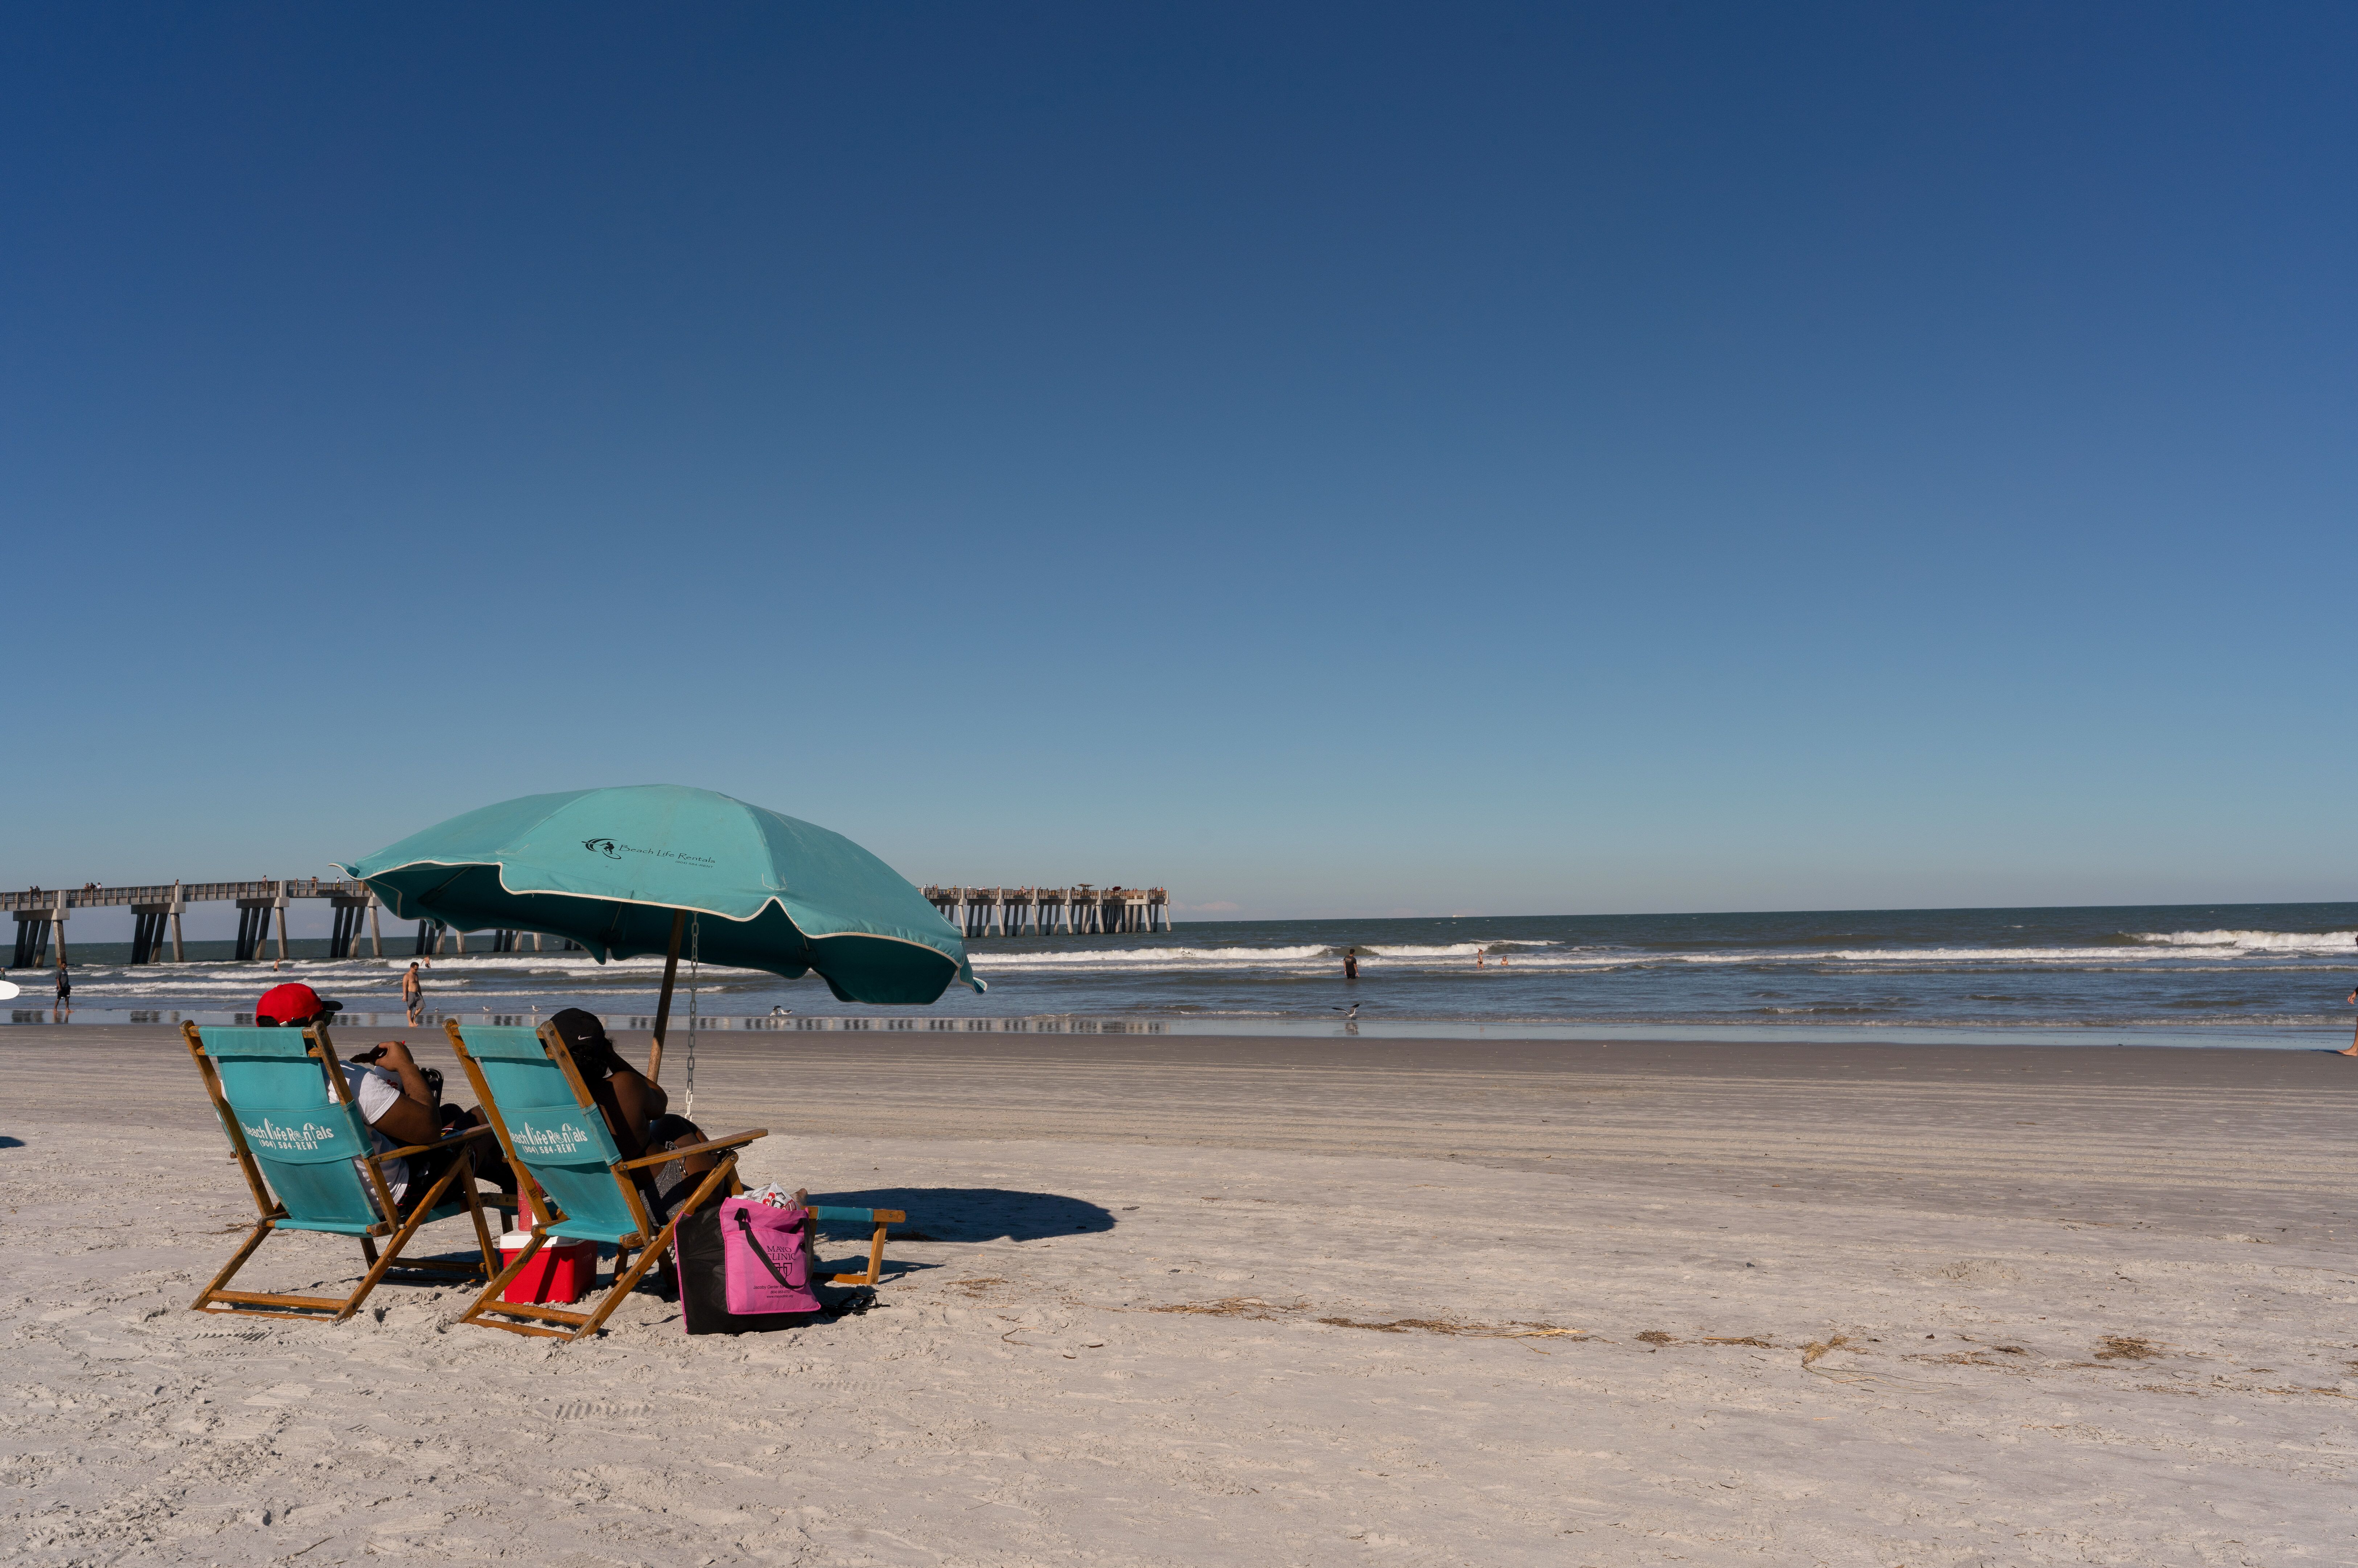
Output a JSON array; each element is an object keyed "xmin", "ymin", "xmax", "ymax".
[
  {"xmin": 129, "ymin": 908, "xmax": 169, "ymax": 964},
  {"xmin": 326, "ymin": 896, "xmax": 373, "ymax": 960},
  {"xmin": 12, "ymin": 910, "xmax": 50, "ymax": 969}
]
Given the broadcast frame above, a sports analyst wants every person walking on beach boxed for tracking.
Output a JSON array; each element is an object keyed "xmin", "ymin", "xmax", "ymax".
[
  {"xmin": 1343, "ymin": 948, "xmax": 1359, "ymax": 980},
  {"xmin": 53, "ymin": 957, "xmax": 70, "ymax": 1009},
  {"xmin": 402, "ymin": 960, "xmax": 424, "ymax": 1025}
]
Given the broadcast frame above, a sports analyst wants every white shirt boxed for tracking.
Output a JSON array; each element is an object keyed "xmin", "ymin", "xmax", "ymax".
[{"xmin": 340, "ymin": 1063, "xmax": 411, "ymax": 1205}]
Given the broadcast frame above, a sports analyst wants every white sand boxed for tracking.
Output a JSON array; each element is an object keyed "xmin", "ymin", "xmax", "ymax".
[{"xmin": 5, "ymin": 1027, "xmax": 2355, "ymax": 1565}]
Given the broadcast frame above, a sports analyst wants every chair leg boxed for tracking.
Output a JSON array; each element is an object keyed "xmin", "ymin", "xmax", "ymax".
[
  {"xmin": 456, "ymin": 1151, "xmax": 499, "ymax": 1275},
  {"xmin": 340, "ymin": 1153, "xmax": 488, "ymax": 1321},
  {"xmin": 340, "ymin": 1218, "xmax": 430, "ymax": 1321},
  {"xmin": 191, "ymin": 1219, "xmax": 276, "ymax": 1311},
  {"xmin": 575, "ymin": 1235, "xmax": 669, "ymax": 1340},
  {"xmin": 569, "ymin": 1156, "xmax": 738, "ymax": 1342},
  {"xmin": 333, "ymin": 1246, "xmax": 405, "ymax": 1321},
  {"xmin": 829, "ymin": 1226, "xmax": 887, "ymax": 1286},
  {"xmin": 460, "ymin": 1231, "xmax": 549, "ymax": 1329}
]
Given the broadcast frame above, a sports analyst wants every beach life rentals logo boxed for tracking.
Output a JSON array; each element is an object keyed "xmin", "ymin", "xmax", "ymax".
[
  {"xmin": 582, "ymin": 836, "xmax": 717, "ymax": 870},
  {"xmin": 511, "ymin": 1119, "xmax": 599, "ymax": 1157},
  {"xmin": 239, "ymin": 1116, "xmax": 345, "ymax": 1153}
]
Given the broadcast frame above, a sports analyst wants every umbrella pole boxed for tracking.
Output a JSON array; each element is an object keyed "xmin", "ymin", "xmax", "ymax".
[{"xmin": 648, "ymin": 910, "xmax": 686, "ymax": 1080}]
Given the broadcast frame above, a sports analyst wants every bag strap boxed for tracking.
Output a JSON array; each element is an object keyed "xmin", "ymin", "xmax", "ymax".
[{"xmin": 733, "ymin": 1207, "xmax": 805, "ymax": 1291}]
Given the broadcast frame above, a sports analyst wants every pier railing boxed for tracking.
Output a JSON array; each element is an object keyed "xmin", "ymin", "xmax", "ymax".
[{"xmin": 0, "ymin": 877, "xmax": 368, "ymax": 913}]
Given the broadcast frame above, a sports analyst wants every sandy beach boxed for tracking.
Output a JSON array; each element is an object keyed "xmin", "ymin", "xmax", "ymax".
[{"xmin": 5, "ymin": 1024, "xmax": 2355, "ymax": 1566}]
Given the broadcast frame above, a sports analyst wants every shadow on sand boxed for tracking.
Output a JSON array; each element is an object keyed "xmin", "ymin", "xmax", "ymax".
[{"xmin": 806, "ymin": 1186, "xmax": 1114, "ymax": 1243}]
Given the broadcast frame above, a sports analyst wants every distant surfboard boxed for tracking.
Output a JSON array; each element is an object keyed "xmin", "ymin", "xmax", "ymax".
[{"xmin": 0, "ymin": 980, "xmax": 18, "ymax": 999}]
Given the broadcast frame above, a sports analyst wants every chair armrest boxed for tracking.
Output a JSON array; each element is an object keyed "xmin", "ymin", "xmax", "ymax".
[
  {"xmin": 377, "ymin": 1124, "xmax": 498, "ymax": 1162},
  {"xmin": 616, "ymin": 1128, "xmax": 768, "ymax": 1170}
]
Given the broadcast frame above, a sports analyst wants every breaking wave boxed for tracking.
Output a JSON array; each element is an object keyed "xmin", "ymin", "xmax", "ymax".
[{"xmin": 2126, "ymin": 929, "xmax": 2358, "ymax": 953}]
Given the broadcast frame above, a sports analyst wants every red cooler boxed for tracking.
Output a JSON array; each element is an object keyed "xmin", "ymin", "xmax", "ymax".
[{"xmin": 498, "ymin": 1234, "xmax": 599, "ymax": 1305}]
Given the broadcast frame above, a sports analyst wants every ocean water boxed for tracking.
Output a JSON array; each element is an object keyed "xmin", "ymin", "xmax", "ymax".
[{"xmin": 12, "ymin": 902, "xmax": 2358, "ymax": 1049}]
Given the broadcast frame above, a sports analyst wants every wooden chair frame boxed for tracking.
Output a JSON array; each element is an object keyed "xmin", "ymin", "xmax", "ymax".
[
  {"xmin": 805, "ymin": 1203, "xmax": 907, "ymax": 1286},
  {"xmin": 181, "ymin": 1021, "xmax": 500, "ymax": 1322},
  {"xmin": 446, "ymin": 1019, "xmax": 766, "ymax": 1342}
]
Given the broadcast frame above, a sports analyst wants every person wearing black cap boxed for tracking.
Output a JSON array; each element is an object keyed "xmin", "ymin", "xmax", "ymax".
[{"xmin": 546, "ymin": 1007, "xmax": 717, "ymax": 1206}]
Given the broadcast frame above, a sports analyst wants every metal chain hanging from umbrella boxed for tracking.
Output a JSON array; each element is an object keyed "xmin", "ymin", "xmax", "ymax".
[{"xmin": 685, "ymin": 914, "xmax": 700, "ymax": 1121}]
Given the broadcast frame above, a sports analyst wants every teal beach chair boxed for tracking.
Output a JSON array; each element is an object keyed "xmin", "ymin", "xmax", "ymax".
[
  {"xmin": 445, "ymin": 1021, "xmax": 766, "ymax": 1341},
  {"xmin": 181, "ymin": 1022, "xmax": 500, "ymax": 1321}
]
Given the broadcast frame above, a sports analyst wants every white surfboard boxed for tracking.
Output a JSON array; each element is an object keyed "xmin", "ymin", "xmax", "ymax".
[{"xmin": 0, "ymin": 980, "xmax": 19, "ymax": 1000}]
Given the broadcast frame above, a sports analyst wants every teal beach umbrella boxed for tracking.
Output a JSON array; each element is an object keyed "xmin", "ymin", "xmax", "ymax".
[{"xmin": 337, "ymin": 785, "xmax": 981, "ymax": 1075}]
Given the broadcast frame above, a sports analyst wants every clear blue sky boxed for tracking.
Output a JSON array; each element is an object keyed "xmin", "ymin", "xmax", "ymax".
[{"xmin": 5, "ymin": 3, "xmax": 2353, "ymax": 921}]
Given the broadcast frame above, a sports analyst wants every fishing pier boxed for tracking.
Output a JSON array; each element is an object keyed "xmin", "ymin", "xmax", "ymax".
[
  {"xmin": 924, "ymin": 885, "xmax": 1170, "ymax": 937},
  {"xmin": 0, "ymin": 879, "xmax": 588, "ymax": 968},
  {"xmin": 5, "ymin": 877, "xmax": 1172, "ymax": 967}
]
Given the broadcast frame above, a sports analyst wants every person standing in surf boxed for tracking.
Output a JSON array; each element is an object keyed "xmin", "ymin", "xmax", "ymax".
[
  {"xmin": 402, "ymin": 960, "xmax": 424, "ymax": 1025},
  {"xmin": 53, "ymin": 956, "xmax": 70, "ymax": 1012},
  {"xmin": 1343, "ymin": 948, "xmax": 1359, "ymax": 980},
  {"xmin": 2341, "ymin": 936, "xmax": 2358, "ymax": 1057}
]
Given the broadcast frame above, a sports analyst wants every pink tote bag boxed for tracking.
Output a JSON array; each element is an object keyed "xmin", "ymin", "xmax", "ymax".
[{"xmin": 720, "ymin": 1196, "xmax": 821, "ymax": 1315}]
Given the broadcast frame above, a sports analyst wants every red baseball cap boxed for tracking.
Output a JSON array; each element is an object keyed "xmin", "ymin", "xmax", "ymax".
[{"xmin": 256, "ymin": 982, "xmax": 344, "ymax": 1025}]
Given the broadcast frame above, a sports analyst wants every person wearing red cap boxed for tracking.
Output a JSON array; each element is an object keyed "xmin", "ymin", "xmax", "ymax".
[
  {"xmin": 256, "ymin": 983, "xmax": 509, "ymax": 1206},
  {"xmin": 255, "ymin": 981, "xmax": 345, "ymax": 1028}
]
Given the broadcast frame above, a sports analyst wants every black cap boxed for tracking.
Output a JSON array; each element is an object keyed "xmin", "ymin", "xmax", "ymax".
[
  {"xmin": 548, "ymin": 1007, "xmax": 609, "ymax": 1051},
  {"xmin": 548, "ymin": 1007, "xmax": 628, "ymax": 1077}
]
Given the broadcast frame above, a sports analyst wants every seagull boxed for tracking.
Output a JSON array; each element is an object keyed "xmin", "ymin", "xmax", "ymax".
[
  {"xmin": 1331, "ymin": 1002, "xmax": 1360, "ymax": 1020},
  {"xmin": 770, "ymin": 1005, "xmax": 793, "ymax": 1016}
]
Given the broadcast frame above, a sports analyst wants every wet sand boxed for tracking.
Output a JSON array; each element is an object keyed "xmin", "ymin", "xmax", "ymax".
[{"xmin": 5, "ymin": 1025, "xmax": 2354, "ymax": 1564}]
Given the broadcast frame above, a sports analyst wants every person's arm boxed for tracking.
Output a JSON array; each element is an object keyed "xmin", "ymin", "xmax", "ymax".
[
  {"xmin": 350, "ymin": 1041, "xmax": 441, "ymax": 1146},
  {"xmin": 608, "ymin": 1062, "xmax": 668, "ymax": 1122}
]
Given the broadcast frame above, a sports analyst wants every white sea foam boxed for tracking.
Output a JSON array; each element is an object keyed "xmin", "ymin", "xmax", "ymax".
[
  {"xmin": 965, "ymin": 945, "xmax": 1332, "ymax": 969},
  {"xmin": 958, "ymin": 937, "xmax": 2358, "ymax": 975},
  {"xmin": 1817, "ymin": 944, "xmax": 2319, "ymax": 965}
]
